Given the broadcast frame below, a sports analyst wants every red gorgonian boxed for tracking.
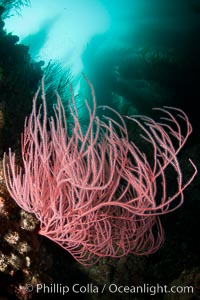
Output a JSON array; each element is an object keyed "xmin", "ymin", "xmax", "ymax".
[{"xmin": 3, "ymin": 76, "xmax": 197, "ymax": 265}]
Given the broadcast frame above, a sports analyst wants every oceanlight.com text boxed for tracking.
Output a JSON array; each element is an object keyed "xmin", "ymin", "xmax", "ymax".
[{"xmin": 24, "ymin": 283, "xmax": 194, "ymax": 296}]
